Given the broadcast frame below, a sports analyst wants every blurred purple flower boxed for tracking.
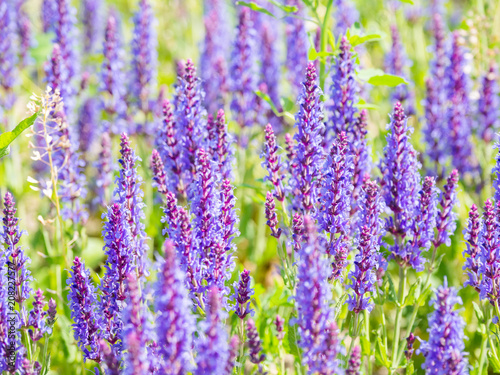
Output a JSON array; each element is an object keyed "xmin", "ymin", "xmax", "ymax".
[
  {"xmin": 347, "ymin": 345, "xmax": 361, "ymax": 375},
  {"xmin": 27, "ymin": 289, "xmax": 49, "ymax": 342},
  {"xmin": 247, "ymin": 318, "xmax": 265, "ymax": 364},
  {"xmin": 351, "ymin": 110, "xmax": 371, "ymax": 215},
  {"xmin": 463, "ymin": 204, "xmax": 481, "ymax": 292},
  {"xmin": 262, "ymin": 123, "xmax": 285, "ymax": 202},
  {"xmin": 284, "ymin": 0, "xmax": 308, "ymax": 95},
  {"xmin": 94, "ymin": 131, "xmax": 113, "ymax": 207},
  {"xmin": 334, "ymin": 0, "xmax": 359, "ymax": 35},
  {"xmin": 433, "ymin": 169, "xmax": 459, "ymax": 248},
  {"xmin": 478, "ymin": 63, "xmax": 500, "ymax": 142},
  {"xmin": 78, "ymin": 98, "xmax": 100, "ymax": 154},
  {"xmin": 81, "ymin": 0, "xmax": 103, "ymax": 54}
]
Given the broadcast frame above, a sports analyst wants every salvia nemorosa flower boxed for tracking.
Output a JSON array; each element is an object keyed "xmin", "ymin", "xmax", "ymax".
[
  {"xmin": 101, "ymin": 11, "xmax": 127, "ymax": 125},
  {"xmin": 380, "ymin": 102, "xmax": 420, "ymax": 249},
  {"xmin": 294, "ymin": 217, "xmax": 344, "ymax": 373},
  {"xmin": 478, "ymin": 63, "xmax": 500, "ymax": 142},
  {"xmin": 41, "ymin": 0, "xmax": 57, "ymax": 33},
  {"xmin": 446, "ymin": 31, "xmax": 476, "ymax": 176},
  {"xmin": 433, "ymin": 169, "xmax": 459, "ymax": 248},
  {"xmin": 94, "ymin": 130, "xmax": 113, "ymax": 207},
  {"xmin": 385, "ymin": 24, "xmax": 415, "ymax": 115},
  {"xmin": 230, "ymin": 6, "xmax": 258, "ymax": 129},
  {"xmin": 27, "ymin": 289, "xmax": 49, "ymax": 342},
  {"xmin": 67, "ymin": 257, "xmax": 103, "ymax": 362},
  {"xmin": 0, "ymin": 0, "xmax": 18, "ymax": 115},
  {"xmin": 122, "ymin": 273, "xmax": 153, "ymax": 374},
  {"xmin": 45, "ymin": 43, "xmax": 74, "ymax": 119},
  {"xmin": 265, "ymin": 192, "xmax": 282, "ymax": 239},
  {"xmin": 47, "ymin": 298, "xmax": 57, "ymax": 327},
  {"xmin": 284, "ymin": 0, "xmax": 308, "ymax": 95},
  {"xmin": 418, "ymin": 279, "xmax": 469, "ymax": 374},
  {"xmin": 494, "ymin": 142, "xmax": 500, "ymax": 203},
  {"xmin": 405, "ymin": 333, "xmax": 416, "ymax": 361},
  {"xmin": 232, "ymin": 269, "xmax": 254, "ymax": 319},
  {"xmin": 247, "ymin": 318, "xmax": 265, "ymax": 365},
  {"xmin": 346, "ymin": 345, "xmax": 361, "ymax": 375},
  {"xmin": 195, "ymin": 287, "xmax": 229, "ymax": 374},
  {"xmin": 154, "ymin": 240, "xmax": 194, "ymax": 375},
  {"xmin": 77, "ymin": 98, "xmax": 99, "ymax": 154},
  {"xmin": 290, "ymin": 62, "xmax": 325, "ymax": 214},
  {"xmin": 15, "ymin": 0, "xmax": 32, "ymax": 67},
  {"xmin": 275, "ymin": 315, "xmax": 284, "ymax": 341},
  {"xmin": 328, "ymin": 36, "xmax": 359, "ymax": 140},
  {"xmin": 130, "ymin": 0, "xmax": 158, "ymax": 114},
  {"xmin": 114, "ymin": 134, "xmax": 149, "ymax": 278},
  {"xmin": 462, "ymin": 205, "xmax": 482, "ymax": 292},
  {"xmin": 347, "ymin": 180, "xmax": 384, "ymax": 313},
  {"xmin": 226, "ymin": 335, "xmax": 239, "ymax": 374},
  {"xmin": 208, "ymin": 109, "xmax": 234, "ymax": 181},
  {"xmin": 351, "ymin": 110, "xmax": 371, "ymax": 213},
  {"xmin": 99, "ymin": 339, "xmax": 121, "ymax": 375},
  {"xmin": 81, "ymin": 0, "xmax": 103, "ymax": 54},
  {"xmin": 291, "ymin": 212, "xmax": 304, "ymax": 252},
  {"xmin": 262, "ymin": 123, "xmax": 285, "ymax": 201},
  {"xmin": 151, "ymin": 149, "xmax": 168, "ymax": 196},
  {"xmin": 333, "ymin": 0, "xmax": 359, "ymax": 35},
  {"xmin": 260, "ymin": 21, "xmax": 281, "ymax": 121}
]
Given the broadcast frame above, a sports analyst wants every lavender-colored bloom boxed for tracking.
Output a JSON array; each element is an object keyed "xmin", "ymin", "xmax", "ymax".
[
  {"xmin": 211, "ymin": 109, "xmax": 234, "ymax": 181},
  {"xmin": 290, "ymin": 62, "xmax": 325, "ymax": 214},
  {"xmin": 333, "ymin": 0, "xmax": 359, "ymax": 35},
  {"xmin": 291, "ymin": 212, "xmax": 304, "ymax": 252},
  {"xmin": 434, "ymin": 169, "xmax": 459, "ymax": 248},
  {"xmin": 78, "ymin": 98, "xmax": 99, "ymax": 153},
  {"xmin": 493, "ymin": 143, "xmax": 500, "ymax": 204},
  {"xmin": 478, "ymin": 63, "xmax": 500, "ymax": 142},
  {"xmin": 150, "ymin": 149, "xmax": 168, "ymax": 196},
  {"xmin": 81, "ymin": 0, "xmax": 103, "ymax": 54},
  {"xmin": 328, "ymin": 36, "xmax": 359, "ymax": 140},
  {"xmin": 380, "ymin": 102, "xmax": 420, "ymax": 250},
  {"xmin": 41, "ymin": 0, "xmax": 57, "ymax": 32},
  {"xmin": 130, "ymin": 0, "xmax": 158, "ymax": 114},
  {"xmin": 446, "ymin": 31, "xmax": 476, "ymax": 176},
  {"xmin": 226, "ymin": 335, "xmax": 239, "ymax": 375},
  {"xmin": 67, "ymin": 257, "xmax": 103, "ymax": 362},
  {"xmin": 275, "ymin": 315, "xmax": 284, "ymax": 341},
  {"xmin": 113, "ymin": 134, "xmax": 149, "ymax": 278},
  {"xmin": 155, "ymin": 240, "xmax": 194, "ymax": 375},
  {"xmin": 351, "ymin": 110, "xmax": 371, "ymax": 214},
  {"xmin": 99, "ymin": 340, "xmax": 120, "ymax": 375},
  {"xmin": 230, "ymin": 7, "xmax": 258, "ymax": 128},
  {"xmin": 265, "ymin": 192, "xmax": 281, "ymax": 239},
  {"xmin": 418, "ymin": 279, "xmax": 469, "ymax": 374},
  {"xmin": 53, "ymin": 0, "xmax": 79, "ymax": 81},
  {"xmin": 0, "ymin": 0, "xmax": 18, "ymax": 113},
  {"xmin": 385, "ymin": 25, "xmax": 415, "ymax": 115},
  {"xmin": 347, "ymin": 180, "xmax": 384, "ymax": 313},
  {"xmin": 45, "ymin": 43, "xmax": 74, "ymax": 119},
  {"xmin": 247, "ymin": 318, "xmax": 265, "ymax": 364},
  {"xmin": 294, "ymin": 217, "xmax": 345, "ymax": 374},
  {"xmin": 285, "ymin": 0, "xmax": 308, "ymax": 95},
  {"xmin": 27, "ymin": 289, "xmax": 48, "ymax": 342},
  {"xmin": 463, "ymin": 204, "xmax": 481, "ymax": 292},
  {"xmin": 15, "ymin": 0, "xmax": 32, "ymax": 67},
  {"xmin": 94, "ymin": 131, "xmax": 113, "ymax": 207},
  {"xmin": 232, "ymin": 269, "xmax": 254, "ymax": 319},
  {"xmin": 195, "ymin": 287, "xmax": 229, "ymax": 375},
  {"xmin": 262, "ymin": 123, "xmax": 285, "ymax": 201},
  {"xmin": 346, "ymin": 345, "xmax": 361, "ymax": 375}
]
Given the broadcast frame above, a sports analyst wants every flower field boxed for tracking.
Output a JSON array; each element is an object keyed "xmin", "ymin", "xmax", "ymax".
[{"xmin": 0, "ymin": 0, "xmax": 499, "ymax": 374}]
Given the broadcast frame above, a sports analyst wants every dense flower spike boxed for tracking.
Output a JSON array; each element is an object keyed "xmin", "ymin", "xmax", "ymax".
[
  {"xmin": 346, "ymin": 345, "xmax": 361, "ymax": 375},
  {"xmin": 285, "ymin": 0, "xmax": 308, "ymax": 94},
  {"xmin": 41, "ymin": 0, "xmax": 57, "ymax": 33},
  {"xmin": 291, "ymin": 212, "xmax": 304, "ymax": 252},
  {"xmin": 114, "ymin": 134, "xmax": 149, "ymax": 277},
  {"xmin": 67, "ymin": 257, "xmax": 102, "ymax": 362},
  {"xmin": 94, "ymin": 131, "xmax": 113, "ymax": 206},
  {"xmin": 150, "ymin": 149, "xmax": 168, "ymax": 196},
  {"xmin": 328, "ymin": 36, "xmax": 359, "ymax": 140},
  {"xmin": 385, "ymin": 25, "xmax": 415, "ymax": 115},
  {"xmin": 259, "ymin": 21, "xmax": 281, "ymax": 119},
  {"xmin": 478, "ymin": 63, "xmax": 500, "ymax": 142},
  {"xmin": 232, "ymin": 269, "xmax": 254, "ymax": 319},
  {"xmin": 0, "ymin": 0, "xmax": 18, "ymax": 115},
  {"xmin": 210, "ymin": 109, "xmax": 234, "ymax": 180},
  {"xmin": 265, "ymin": 192, "xmax": 281, "ymax": 238},
  {"xmin": 434, "ymin": 169, "xmax": 459, "ymax": 248},
  {"xmin": 27, "ymin": 289, "xmax": 48, "ymax": 342},
  {"xmin": 262, "ymin": 123, "xmax": 285, "ymax": 201},
  {"xmin": 155, "ymin": 240, "xmax": 194, "ymax": 375},
  {"xmin": 130, "ymin": 0, "xmax": 158, "ymax": 114},
  {"xmin": 81, "ymin": 0, "xmax": 103, "ymax": 54},
  {"xmin": 418, "ymin": 279, "xmax": 469, "ymax": 374},
  {"xmin": 290, "ymin": 62, "xmax": 325, "ymax": 213},
  {"xmin": 347, "ymin": 180, "xmax": 384, "ymax": 312},
  {"xmin": 226, "ymin": 335, "xmax": 239, "ymax": 374},
  {"xmin": 77, "ymin": 98, "xmax": 99, "ymax": 153},
  {"xmin": 45, "ymin": 43, "xmax": 74, "ymax": 119},
  {"xmin": 54, "ymin": 0, "xmax": 79, "ymax": 78},
  {"xmin": 333, "ymin": 0, "xmax": 359, "ymax": 35},
  {"xmin": 247, "ymin": 318, "xmax": 265, "ymax": 364},
  {"xmin": 15, "ymin": 0, "xmax": 32, "ymax": 67},
  {"xmin": 463, "ymin": 204, "xmax": 481, "ymax": 291},
  {"xmin": 195, "ymin": 287, "xmax": 229, "ymax": 374},
  {"xmin": 230, "ymin": 7, "xmax": 258, "ymax": 129},
  {"xmin": 0, "ymin": 250, "xmax": 18, "ymax": 372},
  {"xmin": 351, "ymin": 110, "xmax": 371, "ymax": 213}
]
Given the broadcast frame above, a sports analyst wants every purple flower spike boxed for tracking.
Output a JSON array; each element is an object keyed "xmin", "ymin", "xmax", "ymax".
[
  {"xmin": 226, "ymin": 335, "xmax": 239, "ymax": 374},
  {"xmin": 232, "ymin": 269, "xmax": 254, "ymax": 319},
  {"xmin": 290, "ymin": 62, "xmax": 325, "ymax": 214},
  {"xmin": 67, "ymin": 257, "xmax": 103, "ymax": 362},
  {"xmin": 195, "ymin": 287, "xmax": 229, "ymax": 375},
  {"xmin": 260, "ymin": 22, "xmax": 281, "ymax": 121},
  {"xmin": 45, "ymin": 43, "xmax": 73, "ymax": 117},
  {"xmin": 81, "ymin": 0, "xmax": 103, "ymax": 54},
  {"xmin": 150, "ymin": 149, "xmax": 168, "ymax": 196},
  {"xmin": 347, "ymin": 180, "xmax": 384, "ymax": 313},
  {"xmin": 247, "ymin": 318, "xmax": 265, "ymax": 364},
  {"xmin": 41, "ymin": 0, "xmax": 57, "ymax": 33},
  {"xmin": 285, "ymin": 0, "xmax": 308, "ymax": 95},
  {"xmin": 405, "ymin": 333, "xmax": 416, "ymax": 361},
  {"xmin": 94, "ymin": 131, "xmax": 113, "ymax": 207},
  {"xmin": 78, "ymin": 98, "xmax": 100, "ymax": 154},
  {"xmin": 0, "ymin": 1, "xmax": 18, "ymax": 114},
  {"xmin": 265, "ymin": 192, "xmax": 281, "ymax": 239},
  {"xmin": 351, "ymin": 110, "xmax": 371, "ymax": 214},
  {"xmin": 114, "ymin": 134, "xmax": 149, "ymax": 278},
  {"xmin": 434, "ymin": 169, "xmax": 459, "ymax": 248},
  {"xmin": 211, "ymin": 109, "xmax": 234, "ymax": 181},
  {"xmin": 262, "ymin": 123, "xmax": 285, "ymax": 202},
  {"xmin": 155, "ymin": 240, "xmax": 195, "ymax": 374},
  {"xmin": 275, "ymin": 315, "xmax": 284, "ymax": 341},
  {"xmin": 100, "ymin": 339, "xmax": 120, "ymax": 375},
  {"xmin": 27, "ymin": 290, "xmax": 48, "ymax": 342},
  {"xmin": 463, "ymin": 206, "xmax": 481, "ymax": 291},
  {"xmin": 328, "ymin": 36, "xmax": 359, "ymax": 140},
  {"xmin": 291, "ymin": 213, "xmax": 304, "ymax": 252},
  {"xmin": 333, "ymin": 0, "xmax": 359, "ymax": 35},
  {"xmin": 346, "ymin": 345, "xmax": 361, "ymax": 375},
  {"xmin": 230, "ymin": 7, "xmax": 258, "ymax": 129},
  {"xmin": 479, "ymin": 63, "xmax": 500, "ymax": 142},
  {"xmin": 16, "ymin": 1, "xmax": 33, "ymax": 67},
  {"xmin": 219, "ymin": 179, "xmax": 239, "ymax": 254},
  {"xmin": 418, "ymin": 279, "xmax": 469, "ymax": 374},
  {"xmin": 131, "ymin": 0, "xmax": 158, "ymax": 114}
]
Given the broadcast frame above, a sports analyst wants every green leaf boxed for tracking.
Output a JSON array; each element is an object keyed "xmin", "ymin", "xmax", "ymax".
[
  {"xmin": 473, "ymin": 301, "xmax": 485, "ymax": 322},
  {"xmin": 403, "ymin": 277, "xmax": 421, "ymax": 307},
  {"xmin": 280, "ymin": 97, "xmax": 295, "ymax": 112},
  {"xmin": 255, "ymin": 90, "xmax": 279, "ymax": 114},
  {"xmin": 235, "ymin": 1, "xmax": 275, "ymax": 17},
  {"xmin": 386, "ymin": 274, "xmax": 397, "ymax": 303},
  {"xmin": 287, "ymin": 315, "xmax": 302, "ymax": 359},
  {"xmin": 488, "ymin": 350, "xmax": 500, "ymax": 372},
  {"xmin": 358, "ymin": 69, "xmax": 409, "ymax": 87},
  {"xmin": 375, "ymin": 337, "xmax": 391, "ymax": 368},
  {"xmin": 349, "ymin": 33, "xmax": 381, "ymax": 47},
  {"xmin": 355, "ymin": 99, "xmax": 379, "ymax": 110},
  {"xmin": 0, "ymin": 111, "xmax": 39, "ymax": 159},
  {"xmin": 398, "ymin": 0, "xmax": 414, "ymax": 4},
  {"xmin": 360, "ymin": 336, "xmax": 371, "ymax": 356},
  {"xmin": 308, "ymin": 45, "xmax": 334, "ymax": 61},
  {"xmin": 266, "ymin": 0, "xmax": 297, "ymax": 13}
]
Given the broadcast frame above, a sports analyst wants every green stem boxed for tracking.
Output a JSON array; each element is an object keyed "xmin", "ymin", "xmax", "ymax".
[
  {"xmin": 391, "ymin": 267, "xmax": 407, "ymax": 373},
  {"xmin": 238, "ymin": 319, "xmax": 246, "ymax": 375},
  {"xmin": 319, "ymin": 0, "xmax": 334, "ymax": 90},
  {"xmin": 365, "ymin": 309, "xmax": 372, "ymax": 374},
  {"xmin": 478, "ymin": 319, "xmax": 489, "ymax": 375}
]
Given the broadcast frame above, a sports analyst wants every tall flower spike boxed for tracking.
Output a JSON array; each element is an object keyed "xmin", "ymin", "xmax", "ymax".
[
  {"xmin": 347, "ymin": 345, "xmax": 361, "ymax": 375},
  {"xmin": 114, "ymin": 134, "xmax": 149, "ymax": 278},
  {"xmin": 195, "ymin": 287, "xmax": 229, "ymax": 374},
  {"xmin": 291, "ymin": 212, "xmax": 304, "ymax": 252},
  {"xmin": 285, "ymin": 0, "xmax": 308, "ymax": 95},
  {"xmin": 463, "ymin": 204, "xmax": 481, "ymax": 292},
  {"xmin": 45, "ymin": 43, "xmax": 74, "ymax": 119},
  {"xmin": 347, "ymin": 180, "xmax": 385, "ymax": 313},
  {"xmin": 226, "ymin": 335, "xmax": 240, "ymax": 375},
  {"xmin": 155, "ymin": 240, "xmax": 195, "ymax": 375},
  {"xmin": 67, "ymin": 257, "xmax": 102, "ymax": 362},
  {"xmin": 27, "ymin": 289, "xmax": 48, "ymax": 342},
  {"xmin": 16, "ymin": 1, "xmax": 33, "ymax": 67},
  {"xmin": 150, "ymin": 149, "xmax": 168, "ymax": 196},
  {"xmin": 94, "ymin": 130, "xmax": 113, "ymax": 207},
  {"xmin": 230, "ymin": 6, "xmax": 258, "ymax": 129},
  {"xmin": 81, "ymin": 0, "xmax": 103, "ymax": 54},
  {"xmin": 246, "ymin": 318, "xmax": 265, "ymax": 364},
  {"xmin": 328, "ymin": 36, "xmax": 359, "ymax": 140},
  {"xmin": 333, "ymin": 0, "xmax": 359, "ymax": 35},
  {"xmin": 41, "ymin": 0, "xmax": 57, "ymax": 33},
  {"xmin": 446, "ymin": 31, "xmax": 476, "ymax": 176},
  {"xmin": 478, "ymin": 63, "xmax": 500, "ymax": 142},
  {"xmin": 0, "ymin": 1, "xmax": 18, "ymax": 115},
  {"xmin": 131, "ymin": 0, "xmax": 158, "ymax": 114},
  {"xmin": 351, "ymin": 110, "xmax": 371, "ymax": 214},
  {"xmin": 77, "ymin": 98, "xmax": 99, "ymax": 154},
  {"xmin": 265, "ymin": 192, "xmax": 282, "ymax": 239},
  {"xmin": 434, "ymin": 169, "xmax": 459, "ymax": 248},
  {"xmin": 290, "ymin": 62, "xmax": 325, "ymax": 214},
  {"xmin": 380, "ymin": 102, "xmax": 420, "ymax": 252},
  {"xmin": 232, "ymin": 269, "xmax": 254, "ymax": 319},
  {"xmin": 212, "ymin": 109, "xmax": 234, "ymax": 181},
  {"xmin": 262, "ymin": 123, "xmax": 285, "ymax": 201},
  {"xmin": 260, "ymin": 22, "xmax": 281, "ymax": 124},
  {"xmin": 417, "ymin": 279, "xmax": 469, "ymax": 374},
  {"xmin": 218, "ymin": 179, "xmax": 238, "ymax": 266},
  {"xmin": 54, "ymin": 0, "xmax": 79, "ymax": 78}
]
